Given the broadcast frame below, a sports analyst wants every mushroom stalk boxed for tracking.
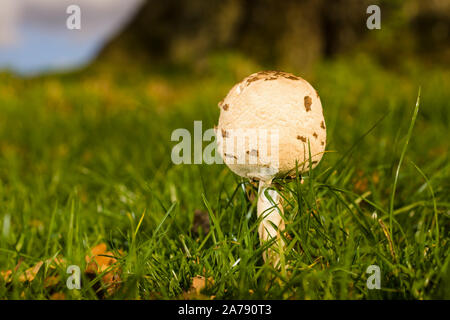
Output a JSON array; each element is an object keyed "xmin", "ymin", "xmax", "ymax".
[{"xmin": 257, "ymin": 180, "xmax": 285, "ymax": 266}]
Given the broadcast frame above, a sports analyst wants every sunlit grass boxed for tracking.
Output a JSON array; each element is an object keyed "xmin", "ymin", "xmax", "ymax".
[{"xmin": 0, "ymin": 53, "xmax": 448, "ymax": 299}]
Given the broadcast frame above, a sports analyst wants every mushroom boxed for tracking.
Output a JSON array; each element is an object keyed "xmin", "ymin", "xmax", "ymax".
[{"xmin": 216, "ymin": 71, "xmax": 326, "ymax": 266}]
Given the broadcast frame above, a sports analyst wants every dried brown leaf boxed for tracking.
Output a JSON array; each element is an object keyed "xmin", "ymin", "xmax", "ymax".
[
  {"xmin": 182, "ymin": 275, "xmax": 215, "ymax": 299},
  {"xmin": 44, "ymin": 275, "xmax": 60, "ymax": 288},
  {"xmin": 85, "ymin": 243, "xmax": 123, "ymax": 296},
  {"xmin": 50, "ymin": 292, "xmax": 66, "ymax": 300},
  {"xmin": 18, "ymin": 261, "xmax": 43, "ymax": 282}
]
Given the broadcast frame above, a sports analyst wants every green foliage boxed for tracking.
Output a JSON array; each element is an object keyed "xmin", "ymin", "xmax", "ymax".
[{"xmin": 0, "ymin": 53, "xmax": 448, "ymax": 299}]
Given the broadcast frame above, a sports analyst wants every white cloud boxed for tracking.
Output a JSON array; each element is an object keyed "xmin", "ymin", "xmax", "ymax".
[
  {"xmin": 0, "ymin": 1, "xmax": 21, "ymax": 46},
  {"xmin": 0, "ymin": 0, "xmax": 143, "ymax": 48}
]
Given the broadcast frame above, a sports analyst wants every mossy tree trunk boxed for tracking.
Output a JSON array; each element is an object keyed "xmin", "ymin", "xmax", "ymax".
[
  {"xmin": 98, "ymin": 0, "xmax": 450, "ymax": 69},
  {"xmin": 99, "ymin": 0, "xmax": 371, "ymax": 70}
]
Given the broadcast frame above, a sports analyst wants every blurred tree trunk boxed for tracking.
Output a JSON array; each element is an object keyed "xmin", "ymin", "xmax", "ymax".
[
  {"xmin": 99, "ymin": 0, "xmax": 450, "ymax": 69},
  {"xmin": 99, "ymin": 0, "xmax": 373, "ymax": 70}
]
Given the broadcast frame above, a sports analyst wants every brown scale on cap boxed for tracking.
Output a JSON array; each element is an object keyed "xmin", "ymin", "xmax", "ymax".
[
  {"xmin": 224, "ymin": 153, "xmax": 237, "ymax": 160},
  {"xmin": 245, "ymin": 71, "xmax": 301, "ymax": 87},
  {"xmin": 297, "ymin": 135, "xmax": 307, "ymax": 142},
  {"xmin": 304, "ymin": 96, "xmax": 312, "ymax": 111},
  {"xmin": 313, "ymin": 132, "xmax": 318, "ymax": 139},
  {"xmin": 285, "ymin": 75, "xmax": 300, "ymax": 81},
  {"xmin": 321, "ymin": 141, "xmax": 325, "ymax": 146},
  {"xmin": 222, "ymin": 104, "xmax": 229, "ymax": 111},
  {"xmin": 320, "ymin": 121, "xmax": 326, "ymax": 129},
  {"xmin": 246, "ymin": 77, "xmax": 260, "ymax": 85},
  {"xmin": 221, "ymin": 129, "xmax": 228, "ymax": 138}
]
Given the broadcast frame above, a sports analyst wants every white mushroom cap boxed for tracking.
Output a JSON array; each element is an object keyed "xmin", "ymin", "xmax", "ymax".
[{"xmin": 216, "ymin": 71, "xmax": 326, "ymax": 181}]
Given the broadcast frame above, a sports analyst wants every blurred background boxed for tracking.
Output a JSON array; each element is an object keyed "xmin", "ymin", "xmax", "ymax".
[
  {"xmin": 0, "ymin": 0, "xmax": 142, "ymax": 74},
  {"xmin": 1, "ymin": 0, "xmax": 449, "ymax": 74}
]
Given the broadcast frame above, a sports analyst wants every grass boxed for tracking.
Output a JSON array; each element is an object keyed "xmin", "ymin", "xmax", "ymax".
[{"xmin": 0, "ymin": 52, "xmax": 448, "ymax": 299}]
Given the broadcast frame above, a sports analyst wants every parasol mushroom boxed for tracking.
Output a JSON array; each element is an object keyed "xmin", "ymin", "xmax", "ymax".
[{"xmin": 216, "ymin": 70, "xmax": 326, "ymax": 266}]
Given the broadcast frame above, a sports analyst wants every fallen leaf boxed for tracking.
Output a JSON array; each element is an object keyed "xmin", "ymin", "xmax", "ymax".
[
  {"xmin": 50, "ymin": 292, "xmax": 66, "ymax": 300},
  {"xmin": 192, "ymin": 276, "xmax": 206, "ymax": 295},
  {"xmin": 91, "ymin": 243, "xmax": 107, "ymax": 256},
  {"xmin": 85, "ymin": 243, "xmax": 123, "ymax": 296},
  {"xmin": 102, "ymin": 271, "xmax": 122, "ymax": 296},
  {"xmin": 1, "ymin": 256, "xmax": 65, "ymax": 284},
  {"xmin": 182, "ymin": 275, "xmax": 214, "ymax": 299},
  {"xmin": 18, "ymin": 261, "xmax": 43, "ymax": 282},
  {"xmin": 44, "ymin": 275, "xmax": 60, "ymax": 288},
  {"xmin": 85, "ymin": 243, "xmax": 119, "ymax": 273},
  {"xmin": 1, "ymin": 270, "xmax": 12, "ymax": 282},
  {"xmin": 47, "ymin": 256, "xmax": 66, "ymax": 269}
]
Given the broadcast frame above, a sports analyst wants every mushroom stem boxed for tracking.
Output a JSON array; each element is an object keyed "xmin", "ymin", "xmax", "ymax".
[{"xmin": 257, "ymin": 180, "xmax": 286, "ymax": 266}]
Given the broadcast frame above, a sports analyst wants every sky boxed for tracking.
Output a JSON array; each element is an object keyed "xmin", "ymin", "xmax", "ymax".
[{"xmin": 0, "ymin": 0, "xmax": 143, "ymax": 75}]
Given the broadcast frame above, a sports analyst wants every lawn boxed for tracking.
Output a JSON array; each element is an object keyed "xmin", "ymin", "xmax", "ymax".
[{"xmin": 0, "ymin": 53, "xmax": 448, "ymax": 299}]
